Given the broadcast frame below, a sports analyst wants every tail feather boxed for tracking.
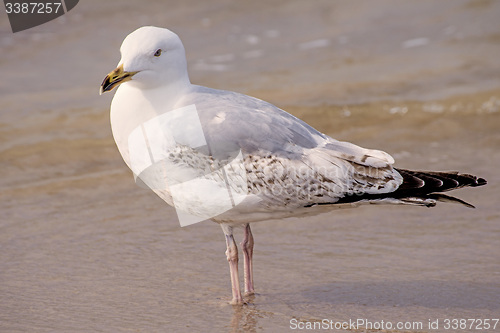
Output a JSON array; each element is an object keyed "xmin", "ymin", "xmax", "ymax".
[
  {"xmin": 393, "ymin": 169, "xmax": 487, "ymax": 208},
  {"xmin": 427, "ymin": 193, "xmax": 476, "ymax": 208},
  {"xmin": 321, "ymin": 169, "xmax": 486, "ymax": 208}
]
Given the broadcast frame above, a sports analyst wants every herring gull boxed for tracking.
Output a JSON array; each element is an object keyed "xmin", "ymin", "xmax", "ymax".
[{"xmin": 100, "ymin": 26, "xmax": 487, "ymax": 304}]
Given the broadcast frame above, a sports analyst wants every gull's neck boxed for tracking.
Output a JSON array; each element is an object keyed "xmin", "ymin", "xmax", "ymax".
[{"xmin": 140, "ymin": 76, "xmax": 192, "ymax": 109}]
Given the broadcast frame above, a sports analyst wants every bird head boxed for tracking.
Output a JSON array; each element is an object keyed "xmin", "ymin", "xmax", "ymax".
[{"xmin": 100, "ymin": 26, "xmax": 189, "ymax": 94}]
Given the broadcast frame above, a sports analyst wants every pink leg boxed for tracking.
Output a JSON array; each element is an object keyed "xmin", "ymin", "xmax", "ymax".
[
  {"xmin": 222, "ymin": 225, "xmax": 243, "ymax": 304},
  {"xmin": 241, "ymin": 223, "xmax": 255, "ymax": 296}
]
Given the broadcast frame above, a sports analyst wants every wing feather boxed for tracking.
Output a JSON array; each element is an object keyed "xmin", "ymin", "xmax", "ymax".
[{"xmin": 174, "ymin": 86, "xmax": 403, "ymax": 207}]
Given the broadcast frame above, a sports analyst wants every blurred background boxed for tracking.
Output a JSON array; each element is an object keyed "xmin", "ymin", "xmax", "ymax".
[{"xmin": 1, "ymin": 1, "xmax": 499, "ymax": 332}]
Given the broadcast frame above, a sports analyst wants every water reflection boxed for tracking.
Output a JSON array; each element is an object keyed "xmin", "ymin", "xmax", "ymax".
[{"xmin": 229, "ymin": 295, "xmax": 274, "ymax": 333}]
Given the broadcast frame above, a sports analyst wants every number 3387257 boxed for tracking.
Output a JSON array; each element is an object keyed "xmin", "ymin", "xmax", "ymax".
[{"xmin": 5, "ymin": 2, "xmax": 62, "ymax": 14}]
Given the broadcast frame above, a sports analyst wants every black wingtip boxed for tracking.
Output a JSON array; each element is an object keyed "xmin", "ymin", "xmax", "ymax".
[
  {"xmin": 427, "ymin": 193, "xmax": 476, "ymax": 209},
  {"xmin": 475, "ymin": 177, "xmax": 487, "ymax": 186}
]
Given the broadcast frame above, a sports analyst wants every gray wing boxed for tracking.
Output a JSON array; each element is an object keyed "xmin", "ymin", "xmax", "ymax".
[
  {"xmin": 175, "ymin": 86, "xmax": 403, "ymax": 208},
  {"xmin": 179, "ymin": 85, "xmax": 325, "ymax": 158}
]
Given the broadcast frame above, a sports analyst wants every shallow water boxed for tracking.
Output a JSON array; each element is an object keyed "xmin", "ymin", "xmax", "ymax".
[{"xmin": 1, "ymin": 1, "xmax": 499, "ymax": 332}]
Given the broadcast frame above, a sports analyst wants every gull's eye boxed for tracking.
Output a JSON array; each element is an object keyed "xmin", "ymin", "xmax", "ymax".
[{"xmin": 154, "ymin": 49, "xmax": 162, "ymax": 57}]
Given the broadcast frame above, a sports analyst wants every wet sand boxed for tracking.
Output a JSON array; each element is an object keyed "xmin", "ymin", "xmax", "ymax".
[{"xmin": 1, "ymin": 1, "xmax": 499, "ymax": 332}]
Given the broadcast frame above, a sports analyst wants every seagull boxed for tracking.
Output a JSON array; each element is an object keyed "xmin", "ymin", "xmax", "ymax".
[{"xmin": 100, "ymin": 26, "xmax": 487, "ymax": 304}]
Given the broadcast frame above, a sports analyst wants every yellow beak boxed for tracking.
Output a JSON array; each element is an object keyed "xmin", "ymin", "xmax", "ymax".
[{"xmin": 99, "ymin": 64, "xmax": 138, "ymax": 95}]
